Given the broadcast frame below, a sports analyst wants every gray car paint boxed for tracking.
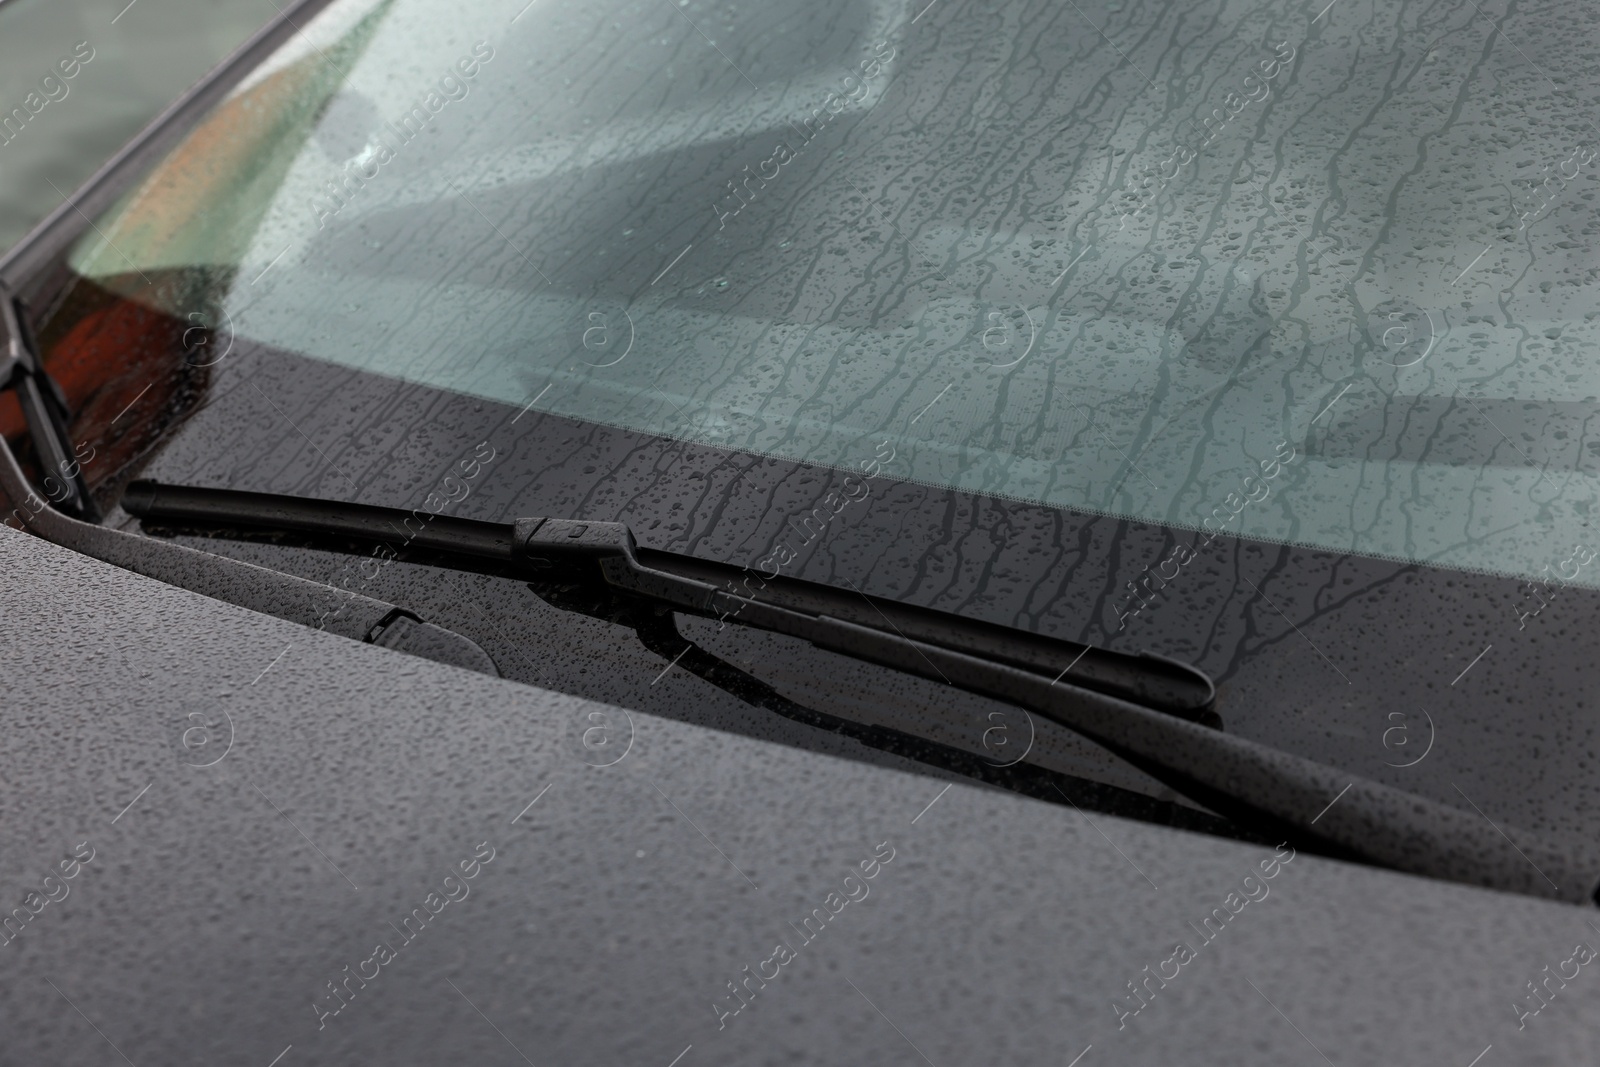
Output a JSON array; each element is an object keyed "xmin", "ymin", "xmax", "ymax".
[{"xmin": 3, "ymin": 524, "xmax": 1599, "ymax": 1064}]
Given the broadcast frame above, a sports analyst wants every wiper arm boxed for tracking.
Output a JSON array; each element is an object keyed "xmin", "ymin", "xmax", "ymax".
[
  {"xmin": 122, "ymin": 479, "xmax": 1600, "ymax": 906},
  {"xmin": 608, "ymin": 593, "xmax": 1250, "ymax": 842},
  {"xmin": 0, "ymin": 293, "xmax": 97, "ymax": 520}
]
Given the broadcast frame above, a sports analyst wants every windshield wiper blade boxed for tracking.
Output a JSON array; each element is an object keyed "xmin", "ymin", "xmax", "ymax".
[
  {"xmin": 121, "ymin": 479, "xmax": 1214, "ymax": 718},
  {"xmin": 122, "ymin": 478, "xmax": 1600, "ymax": 906}
]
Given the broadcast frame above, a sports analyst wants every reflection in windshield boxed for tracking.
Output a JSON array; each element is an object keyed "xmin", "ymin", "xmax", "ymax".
[{"xmin": 64, "ymin": 0, "xmax": 1600, "ymax": 585}]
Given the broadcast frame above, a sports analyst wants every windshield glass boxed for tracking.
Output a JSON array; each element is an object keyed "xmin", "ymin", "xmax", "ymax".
[{"xmin": 61, "ymin": 0, "xmax": 1600, "ymax": 584}]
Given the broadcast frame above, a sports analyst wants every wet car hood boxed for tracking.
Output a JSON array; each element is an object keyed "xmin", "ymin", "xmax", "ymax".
[{"xmin": 2, "ymin": 523, "xmax": 1598, "ymax": 1065}]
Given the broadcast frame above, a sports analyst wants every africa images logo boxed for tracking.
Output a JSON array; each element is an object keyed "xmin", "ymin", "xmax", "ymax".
[
  {"xmin": 0, "ymin": 41, "xmax": 95, "ymax": 148},
  {"xmin": 712, "ymin": 41, "xmax": 896, "ymax": 231},
  {"xmin": 311, "ymin": 842, "xmax": 496, "ymax": 1030},
  {"xmin": 1111, "ymin": 844, "xmax": 1295, "ymax": 1030},
  {"xmin": 310, "ymin": 41, "xmax": 495, "ymax": 230},
  {"xmin": 0, "ymin": 841, "xmax": 96, "ymax": 950},
  {"xmin": 712, "ymin": 841, "xmax": 896, "ymax": 1030}
]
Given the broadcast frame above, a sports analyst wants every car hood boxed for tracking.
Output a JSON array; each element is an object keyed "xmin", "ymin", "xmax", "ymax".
[{"xmin": 1, "ymin": 523, "xmax": 1597, "ymax": 1065}]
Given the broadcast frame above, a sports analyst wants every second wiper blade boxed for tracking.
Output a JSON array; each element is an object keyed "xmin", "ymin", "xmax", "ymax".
[
  {"xmin": 121, "ymin": 479, "xmax": 1215, "ymax": 718},
  {"xmin": 123, "ymin": 479, "xmax": 1600, "ymax": 906}
]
